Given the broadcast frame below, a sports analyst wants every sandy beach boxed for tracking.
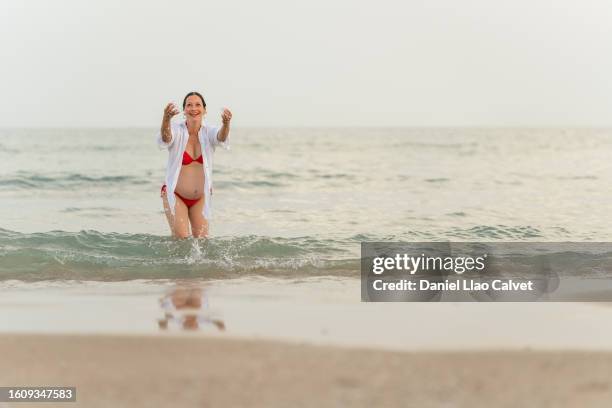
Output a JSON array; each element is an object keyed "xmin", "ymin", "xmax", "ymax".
[
  {"xmin": 2, "ymin": 334, "xmax": 612, "ymax": 408},
  {"xmin": 2, "ymin": 279, "xmax": 612, "ymax": 406}
]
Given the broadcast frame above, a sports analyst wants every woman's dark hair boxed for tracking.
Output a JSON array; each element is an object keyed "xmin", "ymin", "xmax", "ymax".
[{"xmin": 182, "ymin": 91, "xmax": 206, "ymax": 109}]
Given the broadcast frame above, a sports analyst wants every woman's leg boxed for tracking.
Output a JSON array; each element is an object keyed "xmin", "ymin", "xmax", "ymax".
[
  {"xmin": 162, "ymin": 190, "xmax": 190, "ymax": 238},
  {"xmin": 188, "ymin": 197, "xmax": 209, "ymax": 238},
  {"xmin": 161, "ymin": 189, "xmax": 175, "ymax": 235}
]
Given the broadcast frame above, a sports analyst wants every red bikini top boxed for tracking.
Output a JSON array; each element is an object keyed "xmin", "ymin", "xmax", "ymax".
[{"xmin": 182, "ymin": 151, "xmax": 204, "ymax": 165}]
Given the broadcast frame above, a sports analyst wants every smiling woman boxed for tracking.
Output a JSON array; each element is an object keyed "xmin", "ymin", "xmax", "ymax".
[{"xmin": 157, "ymin": 91, "xmax": 232, "ymax": 239}]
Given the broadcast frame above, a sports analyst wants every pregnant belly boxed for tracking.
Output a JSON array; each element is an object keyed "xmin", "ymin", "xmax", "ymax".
[{"xmin": 175, "ymin": 165, "xmax": 205, "ymax": 199}]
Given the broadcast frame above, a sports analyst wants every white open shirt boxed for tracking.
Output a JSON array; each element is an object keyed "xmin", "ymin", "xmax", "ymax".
[{"xmin": 157, "ymin": 121, "xmax": 230, "ymax": 219}]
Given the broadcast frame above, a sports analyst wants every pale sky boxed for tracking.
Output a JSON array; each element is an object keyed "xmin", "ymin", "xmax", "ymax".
[{"xmin": 1, "ymin": 0, "xmax": 612, "ymax": 127}]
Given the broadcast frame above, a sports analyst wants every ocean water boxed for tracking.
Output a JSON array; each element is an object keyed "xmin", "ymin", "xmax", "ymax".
[{"xmin": 2, "ymin": 128, "xmax": 612, "ymax": 282}]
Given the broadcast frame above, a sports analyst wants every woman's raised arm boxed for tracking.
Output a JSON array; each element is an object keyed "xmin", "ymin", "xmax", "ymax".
[
  {"xmin": 161, "ymin": 103, "xmax": 180, "ymax": 143},
  {"xmin": 217, "ymin": 108, "xmax": 232, "ymax": 142}
]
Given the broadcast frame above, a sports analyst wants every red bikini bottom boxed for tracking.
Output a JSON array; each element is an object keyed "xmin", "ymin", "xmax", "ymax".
[{"xmin": 161, "ymin": 185, "xmax": 202, "ymax": 209}]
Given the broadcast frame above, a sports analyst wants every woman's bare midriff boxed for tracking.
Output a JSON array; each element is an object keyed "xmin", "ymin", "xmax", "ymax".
[{"xmin": 175, "ymin": 138, "xmax": 204, "ymax": 200}]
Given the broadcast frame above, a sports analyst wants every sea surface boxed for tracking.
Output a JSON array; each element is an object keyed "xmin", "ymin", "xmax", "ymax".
[{"xmin": 2, "ymin": 127, "xmax": 612, "ymax": 282}]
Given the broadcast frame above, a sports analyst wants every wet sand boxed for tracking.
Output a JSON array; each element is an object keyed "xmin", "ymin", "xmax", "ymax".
[
  {"xmin": 2, "ymin": 279, "xmax": 612, "ymax": 350},
  {"xmin": 2, "ymin": 334, "xmax": 612, "ymax": 408}
]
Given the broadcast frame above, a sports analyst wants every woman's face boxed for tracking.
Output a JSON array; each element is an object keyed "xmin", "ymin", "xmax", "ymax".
[{"xmin": 184, "ymin": 95, "xmax": 206, "ymax": 120}]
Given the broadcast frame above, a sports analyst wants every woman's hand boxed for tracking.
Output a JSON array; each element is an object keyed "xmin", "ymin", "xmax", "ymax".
[
  {"xmin": 221, "ymin": 108, "xmax": 232, "ymax": 125},
  {"xmin": 164, "ymin": 103, "xmax": 180, "ymax": 120}
]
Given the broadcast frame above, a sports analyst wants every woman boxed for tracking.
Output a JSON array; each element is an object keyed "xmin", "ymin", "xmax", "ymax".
[{"xmin": 157, "ymin": 91, "xmax": 232, "ymax": 238}]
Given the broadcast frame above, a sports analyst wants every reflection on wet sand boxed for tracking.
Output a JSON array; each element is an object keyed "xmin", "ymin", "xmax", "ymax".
[{"xmin": 158, "ymin": 286, "xmax": 225, "ymax": 331}]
